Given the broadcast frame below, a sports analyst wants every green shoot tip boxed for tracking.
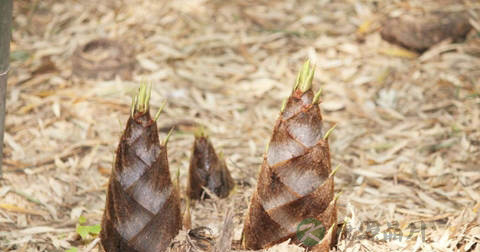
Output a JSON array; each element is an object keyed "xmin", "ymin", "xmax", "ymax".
[
  {"xmin": 163, "ymin": 127, "xmax": 175, "ymax": 145},
  {"xmin": 280, "ymin": 98, "xmax": 288, "ymax": 113},
  {"xmin": 144, "ymin": 83, "xmax": 152, "ymax": 110},
  {"xmin": 133, "ymin": 82, "xmax": 152, "ymax": 114},
  {"xmin": 294, "ymin": 60, "xmax": 315, "ymax": 92},
  {"xmin": 329, "ymin": 164, "xmax": 341, "ymax": 177},
  {"xmin": 323, "ymin": 124, "xmax": 337, "ymax": 140},
  {"xmin": 194, "ymin": 126, "xmax": 208, "ymax": 138},
  {"xmin": 334, "ymin": 190, "xmax": 343, "ymax": 202},
  {"xmin": 154, "ymin": 100, "xmax": 167, "ymax": 122},
  {"xmin": 312, "ymin": 88, "xmax": 323, "ymax": 104},
  {"xmin": 130, "ymin": 95, "xmax": 137, "ymax": 117},
  {"xmin": 328, "ymin": 223, "xmax": 335, "ymax": 233}
]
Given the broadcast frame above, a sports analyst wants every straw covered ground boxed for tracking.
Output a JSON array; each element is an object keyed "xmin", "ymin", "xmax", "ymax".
[{"xmin": 1, "ymin": 0, "xmax": 480, "ymax": 251}]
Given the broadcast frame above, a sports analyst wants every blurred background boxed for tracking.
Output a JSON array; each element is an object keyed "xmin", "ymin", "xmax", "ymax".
[{"xmin": 1, "ymin": 0, "xmax": 479, "ymax": 251}]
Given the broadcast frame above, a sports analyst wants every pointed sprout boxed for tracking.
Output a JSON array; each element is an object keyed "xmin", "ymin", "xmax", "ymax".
[
  {"xmin": 265, "ymin": 141, "xmax": 270, "ymax": 153},
  {"xmin": 154, "ymin": 100, "xmax": 167, "ymax": 122},
  {"xmin": 137, "ymin": 83, "xmax": 146, "ymax": 112},
  {"xmin": 337, "ymin": 220, "xmax": 347, "ymax": 240},
  {"xmin": 132, "ymin": 82, "xmax": 153, "ymax": 113},
  {"xmin": 280, "ymin": 98, "xmax": 288, "ymax": 113},
  {"xmin": 229, "ymin": 182, "xmax": 237, "ymax": 195},
  {"xmin": 334, "ymin": 190, "xmax": 343, "ymax": 202},
  {"xmin": 304, "ymin": 66, "xmax": 315, "ymax": 92},
  {"xmin": 293, "ymin": 60, "xmax": 308, "ymax": 90},
  {"xmin": 144, "ymin": 82, "xmax": 152, "ymax": 110},
  {"xmin": 323, "ymin": 124, "xmax": 337, "ymax": 140},
  {"xmin": 194, "ymin": 126, "xmax": 208, "ymax": 138},
  {"xmin": 329, "ymin": 164, "xmax": 341, "ymax": 177},
  {"xmin": 312, "ymin": 88, "xmax": 323, "ymax": 104},
  {"xmin": 294, "ymin": 60, "xmax": 315, "ymax": 92},
  {"xmin": 300, "ymin": 61, "xmax": 310, "ymax": 86},
  {"xmin": 163, "ymin": 127, "xmax": 175, "ymax": 145},
  {"xmin": 327, "ymin": 223, "xmax": 335, "ymax": 234},
  {"xmin": 130, "ymin": 95, "xmax": 138, "ymax": 117},
  {"xmin": 117, "ymin": 118, "xmax": 123, "ymax": 129},
  {"xmin": 175, "ymin": 166, "xmax": 181, "ymax": 188},
  {"xmin": 294, "ymin": 69, "xmax": 302, "ymax": 90}
]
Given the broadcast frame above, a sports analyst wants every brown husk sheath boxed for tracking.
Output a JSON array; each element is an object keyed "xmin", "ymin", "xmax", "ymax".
[
  {"xmin": 242, "ymin": 61, "xmax": 338, "ymax": 251},
  {"xmin": 187, "ymin": 130, "xmax": 234, "ymax": 199},
  {"xmin": 100, "ymin": 84, "xmax": 181, "ymax": 252}
]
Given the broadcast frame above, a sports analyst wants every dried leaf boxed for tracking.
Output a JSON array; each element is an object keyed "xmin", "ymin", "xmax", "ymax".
[
  {"xmin": 169, "ymin": 228, "xmax": 215, "ymax": 252},
  {"xmin": 378, "ymin": 48, "xmax": 419, "ymax": 59},
  {"xmin": 0, "ymin": 203, "xmax": 46, "ymax": 216}
]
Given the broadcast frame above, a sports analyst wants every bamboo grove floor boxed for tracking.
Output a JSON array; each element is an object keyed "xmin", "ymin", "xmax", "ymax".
[{"xmin": 1, "ymin": 0, "xmax": 479, "ymax": 251}]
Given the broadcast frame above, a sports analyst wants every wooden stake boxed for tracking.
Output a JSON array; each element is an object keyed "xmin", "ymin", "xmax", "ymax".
[{"xmin": 0, "ymin": 0, "xmax": 13, "ymax": 176}]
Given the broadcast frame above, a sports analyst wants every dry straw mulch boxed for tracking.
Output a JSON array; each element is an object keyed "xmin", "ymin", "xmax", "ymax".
[{"xmin": 1, "ymin": 0, "xmax": 479, "ymax": 251}]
